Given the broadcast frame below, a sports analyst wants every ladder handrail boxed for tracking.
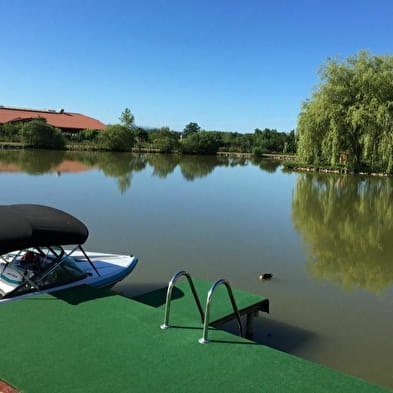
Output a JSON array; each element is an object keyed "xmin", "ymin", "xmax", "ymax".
[
  {"xmin": 160, "ymin": 270, "xmax": 204, "ymax": 329},
  {"xmin": 199, "ymin": 278, "xmax": 243, "ymax": 344}
]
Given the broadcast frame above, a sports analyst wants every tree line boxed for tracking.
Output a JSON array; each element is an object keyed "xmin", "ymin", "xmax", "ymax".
[
  {"xmin": 0, "ymin": 111, "xmax": 296, "ymax": 156},
  {"xmin": 3, "ymin": 50, "xmax": 392, "ymax": 172}
]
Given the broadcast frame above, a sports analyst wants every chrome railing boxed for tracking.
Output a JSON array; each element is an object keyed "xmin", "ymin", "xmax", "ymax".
[
  {"xmin": 160, "ymin": 270, "xmax": 204, "ymax": 329},
  {"xmin": 199, "ymin": 279, "xmax": 243, "ymax": 344}
]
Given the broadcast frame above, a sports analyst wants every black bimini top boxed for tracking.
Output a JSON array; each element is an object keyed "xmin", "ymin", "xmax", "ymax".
[{"xmin": 0, "ymin": 204, "xmax": 89, "ymax": 255}]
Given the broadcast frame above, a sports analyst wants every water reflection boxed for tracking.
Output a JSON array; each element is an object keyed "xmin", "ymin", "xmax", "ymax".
[
  {"xmin": 0, "ymin": 149, "xmax": 66, "ymax": 175},
  {"xmin": 0, "ymin": 150, "xmax": 280, "ymax": 192},
  {"xmin": 97, "ymin": 153, "xmax": 146, "ymax": 194},
  {"xmin": 145, "ymin": 154, "xmax": 180, "ymax": 178},
  {"xmin": 292, "ymin": 173, "xmax": 393, "ymax": 294},
  {"xmin": 145, "ymin": 154, "xmax": 247, "ymax": 181},
  {"xmin": 178, "ymin": 155, "xmax": 226, "ymax": 181},
  {"xmin": 250, "ymin": 157, "xmax": 281, "ymax": 173}
]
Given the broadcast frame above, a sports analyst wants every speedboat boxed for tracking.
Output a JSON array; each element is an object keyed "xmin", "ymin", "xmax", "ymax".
[{"xmin": 0, "ymin": 204, "xmax": 138, "ymax": 303}]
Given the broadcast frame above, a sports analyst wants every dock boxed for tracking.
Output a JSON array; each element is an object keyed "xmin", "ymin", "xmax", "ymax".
[{"xmin": 0, "ymin": 281, "xmax": 390, "ymax": 393}]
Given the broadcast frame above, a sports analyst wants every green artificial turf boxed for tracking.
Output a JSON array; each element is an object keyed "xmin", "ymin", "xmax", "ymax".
[{"xmin": 0, "ymin": 285, "xmax": 390, "ymax": 393}]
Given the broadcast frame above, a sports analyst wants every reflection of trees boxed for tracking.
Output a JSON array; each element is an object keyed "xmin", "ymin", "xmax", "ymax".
[
  {"xmin": 292, "ymin": 174, "xmax": 393, "ymax": 294},
  {"xmin": 1, "ymin": 149, "xmax": 286, "ymax": 192},
  {"xmin": 228, "ymin": 157, "xmax": 248, "ymax": 167},
  {"xmin": 145, "ymin": 154, "xmax": 181, "ymax": 178},
  {"xmin": 0, "ymin": 150, "xmax": 147, "ymax": 193},
  {"xmin": 65, "ymin": 151, "xmax": 100, "ymax": 167},
  {"xmin": 250, "ymin": 157, "xmax": 281, "ymax": 173},
  {"xmin": 179, "ymin": 155, "xmax": 226, "ymax": 181},
  {"xmin": 0, "ymin": 149, "xmax": 66, "ymax": 174},
  {"xmin": 68, "ymin": 151, "xmax": 147, "ymax": 193},
  {"xmin": 95, "ymin": 152, "xmax": 146, "ymax": 193},
  {"xmin": 145, "ymin": 154, "xmax": 232, "ymax": 181}
]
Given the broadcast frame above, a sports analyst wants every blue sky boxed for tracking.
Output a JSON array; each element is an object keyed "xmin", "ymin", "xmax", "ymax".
[{"xmin": 1, "ymin": 0, "xmax": 392, "ymax": 133}]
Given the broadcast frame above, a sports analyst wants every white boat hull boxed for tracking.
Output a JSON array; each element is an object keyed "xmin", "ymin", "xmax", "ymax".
[{"xmin": 0, "ymin": 251, "xmax": 138, "ymax": 304}]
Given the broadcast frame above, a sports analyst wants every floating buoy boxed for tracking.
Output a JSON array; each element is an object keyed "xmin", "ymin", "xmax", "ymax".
[{"xmin": 259, "ymin": 273, "xmax": 273, "ymax": 280}]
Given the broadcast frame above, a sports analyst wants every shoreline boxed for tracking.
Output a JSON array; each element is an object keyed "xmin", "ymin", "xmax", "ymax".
[{"xmin": 1, "ymin": 143, "xmax": 391, "ymax": 177}]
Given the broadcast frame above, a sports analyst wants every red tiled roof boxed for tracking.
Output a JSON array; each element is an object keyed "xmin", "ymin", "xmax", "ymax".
[{"xmin": 0, "ymin": 107, "xmax": 106, "ymax": 131}]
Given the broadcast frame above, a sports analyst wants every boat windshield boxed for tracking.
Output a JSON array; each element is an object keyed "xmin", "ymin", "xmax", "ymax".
[
  {"xmin": 34, "ymin": 254, "xmax": 87, "ymax": 290},
  {"xmin": 0, "ymin": 247, "xmax": 88, "ymax": 298}
]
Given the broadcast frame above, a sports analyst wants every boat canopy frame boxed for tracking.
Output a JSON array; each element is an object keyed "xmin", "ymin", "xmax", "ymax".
[
  {"xmin": 1, "ymin": 244, "xmax": 100, "ymax": 299},
  {"xmin": 0, "ymin": 204, "xmax": 100, "ymax": 299}
]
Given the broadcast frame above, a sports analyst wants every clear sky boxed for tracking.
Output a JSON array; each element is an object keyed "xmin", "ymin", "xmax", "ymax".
[{"xmin": 1, "ymin": 0, "xmax": 392, "ymax": 133}]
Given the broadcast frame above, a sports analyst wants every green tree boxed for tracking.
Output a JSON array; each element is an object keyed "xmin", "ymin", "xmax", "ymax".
[
  {"xmin": 133, "ymin": 127, "xmax": 149, "ymax": 147},
  {"xmin": 253, "ymin": 128, "xmax": 289, "ymax": 153},
  {"xmin": 0, "ymin": 122, "xmax": 23, "ymax": 142},
  {"xmin": 78, "ymin": 129, "xmax": 99, "ymax": 142},
  {"xmin": 182, "ymin": 122, "xmax": 201, "ymax": 138},
  {"xmin": 181, "ymin": 131, "xmax": 222, "ymax": 154},
  {"xmin": 100, "ymin": 124, "xmax": 134, "ymax": 151},
  {"xmin": 119, "ymin": 108, "xmax": 135, "ymax": 130},
  {"xmin": 151, "ymin": 127, "xmax": 180, "ymax": 153},
  {"xmin": 297, "ymin": 51, "xmax": 393, "ymax": 172},
  {"xmin": 20, "ymin": 119, "xmax": 65, "ymax": 149},
  {"xmin": 283, "ymin": 130, "xmax": 296, "ymax": 153}
]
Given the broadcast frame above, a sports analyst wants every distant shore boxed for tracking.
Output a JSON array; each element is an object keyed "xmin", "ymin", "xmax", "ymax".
[{"xmin": 1, "ymin": 143, "xmax": 391, "ymax": 177}]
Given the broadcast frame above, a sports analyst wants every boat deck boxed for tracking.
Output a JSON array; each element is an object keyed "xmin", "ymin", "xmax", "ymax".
[{"xmin": 0, "ymin": 283, "xmax": 390, "ymax": 393}]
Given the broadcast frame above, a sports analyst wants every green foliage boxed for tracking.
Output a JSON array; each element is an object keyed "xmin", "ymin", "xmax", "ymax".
[
  {"xmin": 219, "ymin": 132, "xmax": 253, "ymax": 152},
  {"xmin": 100, "ymin": 124, "xmax": 134, "ymax": 151},
  {"xmin": 150, "ymin": 127, "xmax": 180, "ymax": 153},
  {"xmin": 252, "ymin": 146, "xmax": 266, "ymax": 157},
  {"xmin": 181, "ymin": 131, "xmax": 222, "ymax": 154},
  {"xmin": 297, "ymin": 51, "xmax": 393, "ymax": 173},
  {"xmin": 119, "ymin": 108, "xmax": 135, "ymax": 129},
  {"xmin": 284, "ymin": 130, "xmax": 296, "ymax": 153},
  {"xmin": 0, "ymin": 122, "xmax": 23, "ymax": 142},
  {"xmin": 253, "ymin": 128, "xmax": 290, "ymax": 153},
  {"xmin": 20, "ymin": 119, "xmax": 65, "ymax": 149},
  {"xmin": 79, "ymin": 128, "xmax": 100, "ymax": 142},
  {"xmin": 133, "ymin": 127, "xmax": 149, "ymax": 147},
  {"xmin": 182, "ymin": 122, "xmax": 201, "ymax": 138}
]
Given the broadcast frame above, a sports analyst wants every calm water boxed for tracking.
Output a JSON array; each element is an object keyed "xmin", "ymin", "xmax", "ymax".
[{"xmin": 1, "ymin": 149, "xmax": 392, "ymax": 389}]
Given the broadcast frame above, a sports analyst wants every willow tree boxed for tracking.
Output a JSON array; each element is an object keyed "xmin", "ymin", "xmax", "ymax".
[{"xmin": 297, "ymin": 51, "xmax": 393, "ymax": 172}]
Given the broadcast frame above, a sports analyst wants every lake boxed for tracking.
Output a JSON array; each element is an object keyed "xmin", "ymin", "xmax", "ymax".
[{"xmin": 1, "ymin": 149, "xmax": 392, "ymax": 389}]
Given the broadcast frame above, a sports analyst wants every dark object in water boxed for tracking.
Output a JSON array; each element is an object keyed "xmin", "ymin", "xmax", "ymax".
[{"xmin": 259, "ymin": 273, "xmax": 273, "ymax": 280}]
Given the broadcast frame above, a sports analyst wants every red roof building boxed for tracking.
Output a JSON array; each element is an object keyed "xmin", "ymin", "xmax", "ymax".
[{"xmin": 0, "ymin": 106, "xmax": 106, "ymax": 132}]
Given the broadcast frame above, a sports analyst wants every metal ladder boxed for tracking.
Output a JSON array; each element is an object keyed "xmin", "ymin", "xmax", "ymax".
[
  {"xmin": 160, "ymin": 270, "xmax": 244, "ymax": 344},
  {"xmin": 160, "ymin": 270, "xmax": 205, "ymax": 330}
]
